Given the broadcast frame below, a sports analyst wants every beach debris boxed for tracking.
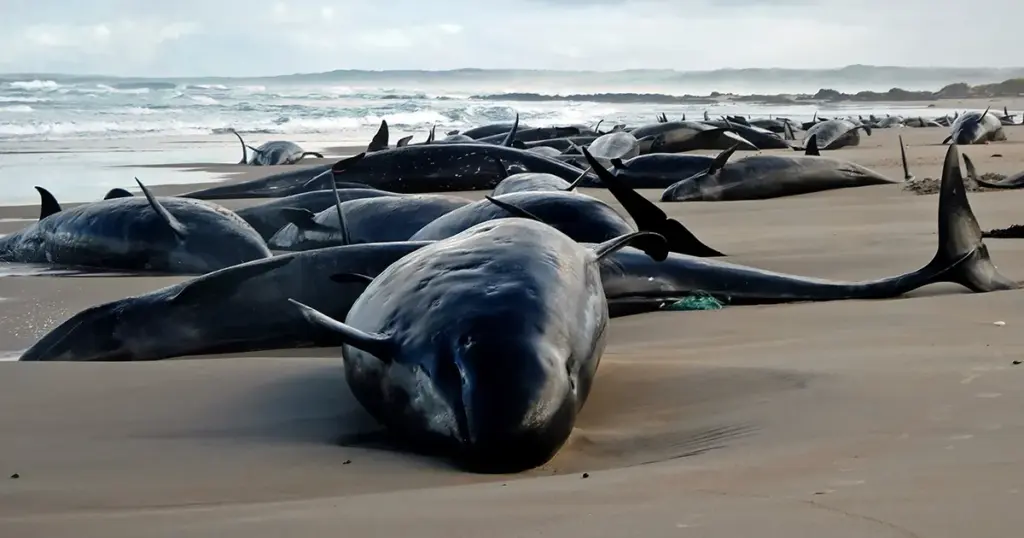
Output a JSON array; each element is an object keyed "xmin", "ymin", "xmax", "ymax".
[
  {"xmin": 9, "ymin": 473, "xmax": 19, "ymax": 479},
  {"xmin": 342, "ymin": 459, "xmax": 352, "ymax": 465},
  {"xmin": 902, "ymin": 173, "xmax": 1002, "ymax": 195},
  {"xmin": 1012, "ymin": 360, "xmax": 1021, "ymax": 366},
  {"xmin": 664, "ymin": 291, "xmax": 725, "ymax": 311},
  {"xmin": 581, "ymin": 473, "xmax": 590, "ymax": 479},
  {"xmin": 983, "ymin": 224, "xmax": 1024, "ymax": 239},
  {"xmin": 993, "ymin": 321, "xmax": 1006, "ymax": 326}
]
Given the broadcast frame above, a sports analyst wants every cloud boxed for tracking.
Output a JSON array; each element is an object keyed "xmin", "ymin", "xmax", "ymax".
[{"xmin": 0, "ymin": 0, "xmax": 1019, "ymax": 77}]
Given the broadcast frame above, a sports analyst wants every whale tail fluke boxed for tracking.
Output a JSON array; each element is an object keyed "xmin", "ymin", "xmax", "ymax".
[
  {"xmin": 579, "ymin": 146, "xmax": 725, "ymax": 258},
  {"xmin": 923, "ymin": 144, "xmax": 1018, "ymax": 292}
]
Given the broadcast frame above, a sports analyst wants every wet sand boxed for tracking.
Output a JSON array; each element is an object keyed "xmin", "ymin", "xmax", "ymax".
[{"xmin": 3, "ymin": 125, "xmax": 1024, "ymax": 536}]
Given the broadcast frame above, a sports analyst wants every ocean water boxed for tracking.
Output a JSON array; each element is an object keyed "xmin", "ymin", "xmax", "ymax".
[{"xmin": 0, "ymin": 73, "xmax": 969, "ymax": 205}]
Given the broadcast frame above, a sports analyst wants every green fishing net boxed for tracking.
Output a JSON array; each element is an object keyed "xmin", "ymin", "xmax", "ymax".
[{"xmin": 663, "ymin": 291, "xmax": 725, "ymax": 311}]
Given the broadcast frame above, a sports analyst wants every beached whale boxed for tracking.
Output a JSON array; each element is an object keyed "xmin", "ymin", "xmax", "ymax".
[
  {"xmin": 230, "ymin": 130, "xmax": 324, "ymax": 165},
  {"xmin": 0, "ymin": 179, "xmax": 271, "ymax": 274},
  {"xmin": 288, "ymin": 219, "xmax": 668, "ymax": 472},
  {"xmin": 177, "ymin": 163, "xmax": 372, "ymax": 200},
  {"xmin": 802, "ymin": 119, "xmax": 871, "ymax": 150},
  {"xmin": 608, "ymin": 143, "xmax": 1018, "ymax": 315},
  {"xmin": 328, "ymin": 146, "xmax": 598, "ymax": 193},
  {"xmin": 660, "ymin": 135, "xmax": 903, "ymax": 201},
  {"xmin": 235, "ymin": 187, "xmax": 399, "ymax": 241},
  {"xmin": 630, "ymin": 121, "xmax": 757, "ymax": 153},
  {"xmin": 269, "ymin": 194, "xmax": 471, "ymax": 251},
  {"xmin": 943, "ymin": 107, "xmax": 1007, "ymax": 145}
]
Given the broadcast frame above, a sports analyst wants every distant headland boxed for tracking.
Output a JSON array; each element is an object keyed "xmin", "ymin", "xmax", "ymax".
[
  {"xmin": 472, "ymin": 78, "xmax": 1024, "ymax": 106},
  {"xmin": 3, "ymin": 65, "xmax": 1024, "ymax": 103}
]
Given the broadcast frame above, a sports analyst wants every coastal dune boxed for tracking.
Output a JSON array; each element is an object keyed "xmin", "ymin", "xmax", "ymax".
[{"xmin": 3, "ymin": 126, "xmax": 1024, "ymax": 536}]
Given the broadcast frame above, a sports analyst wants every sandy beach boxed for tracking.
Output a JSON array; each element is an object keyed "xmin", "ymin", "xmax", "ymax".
[{"xmin": 3, "ymin": 121, "xmax": 1024, "ymax": 536}]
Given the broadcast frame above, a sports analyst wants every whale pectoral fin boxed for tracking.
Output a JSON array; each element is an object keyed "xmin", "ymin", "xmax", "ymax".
[
  {"xmin": 329, "ymin": 273, "xmax": 375, "ymax": 285},
  {"xmin": 804, "ymin": 134, "xmax": 820, "ymax": 156},
  {"xmin": 328, "ymin": 170, "xmax": 351, "ymax": 244},
  {"xmin": 563, "ymin": 167, "xmax": 591, "ymax": 191},
  {"xmin": 396, "ymin": 135, "xmax": 413, "ymax": 148},
  {"xmin": 592, "ymin": 231, "xmax": 668, "ymax": 262},
  {"xmin": 135, "ymin": 178, "xmax": 187, "ymax": 239},
  {"xmin": 103, "ymin": 188, "xmax": 134, "ymax": 200},
  {"xmin": 301, "ymin": 151, "xmax": 325, "ymax": 159},
  {"xmin": 33, "ymin": 186, "xmax": 62, "ymax": 220},
  {"xmin": 484, "ymin": 195, "xmax": 545, "ymax": 223},
  {"xmin": 169, "ymin": 256, "xmax": 294, "ymax": 305},
  {"xmin": 898, "ymin": 135, "xmax": 913, "ymax": 181},
  {"xmin": 331, "ymin": 152, "xmax": 367, "ymax": 174},
  {"xmin": 300, "ymin": 168, "xmax": 333, "ymax": 189},
  {"xmin": 367, "ymin": 120, "xmax": 389, "ymax": 152},
  {"xmin": 961, "ymin": 153, "xmax": 982, "ymax": 183},
  {"xmin": 501, "ymin": 114, "xmax": 520, "ymax": 148},
  {"xmin": 279, "ymin": 208, "xmax": 340, "ymax": 234},
  {"xmin": 941, "ymin": 135, "xmax": 952, "ymax": 145},
  {"xmin": 288, "ymin": 299, "xmax": 395, "ymax": 361}
]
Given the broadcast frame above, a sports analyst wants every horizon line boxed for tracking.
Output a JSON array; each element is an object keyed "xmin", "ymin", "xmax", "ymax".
[{"xmin": 3, "ymin": 64, "xmax": 1024, "ymax": 80}]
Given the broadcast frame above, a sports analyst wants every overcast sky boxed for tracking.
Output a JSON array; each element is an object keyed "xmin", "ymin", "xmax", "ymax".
[{"xmin": 0, "ymin": 0, "xmax": 1019, "ymax": 77}]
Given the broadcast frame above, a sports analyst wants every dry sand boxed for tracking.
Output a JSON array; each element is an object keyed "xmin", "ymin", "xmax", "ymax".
[{"xmin": 4, "ymin": 125, "xmax": 1024, "ymax": 536}]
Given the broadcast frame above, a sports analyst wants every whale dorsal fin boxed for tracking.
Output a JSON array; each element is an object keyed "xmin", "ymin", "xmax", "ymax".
[
  {"xmin": 396, "ymin": 135, "xmax": 413, "ymax": 147},
  {"xmin": 709, "ymin": 143, "xmax": 741, "ymax": 173},
  {"xmin": 484, "ymin": 195, "xmax": 544, "ymax": 222},
  {"xmin": 563, "ymin": 167, "xmax": 590, "ymax": 191},
  {"xmin": 591, "ymin": 231, "xmax": 667, "ymax": 262},
  {"xmin": 170, "ymin": 255, "xmax": 294, "ymax": 305},
  {"xmin": 230, "ymin": 129, "xmax": 248, "ymax": 164},
  {"xmin": 367, "ymin": 120, "xmax": 389, "ymax": 152},
  {"xmin": 103, "ymin": 188, "xmax": 133, "ymax": 200},
  {"xmin": 135, "ymin": 178, "xmax": 187, "ymax": 238},
  {"xmin": 34, "ymin": 186, "xmax": 61, "ymax": 220},
  {"xmin": 804, "ymin": 134, "xmax": 820, "ymax": 156},
  {"xmin": 501, "ymin": 114, "xmax": 520, "ymax": 148},
  {"xmin": 427, "ymin": 124, "xmax": 436, "ymax": 144},
  {"xmin": 610, "ymin": 158, "xmax": 626, "ymax": 169},
  {"xmin": 288, "ymin": 299, "xmax": 394, "ymax": 361}
]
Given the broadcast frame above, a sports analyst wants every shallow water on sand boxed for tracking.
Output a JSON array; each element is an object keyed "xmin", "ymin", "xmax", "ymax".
[{"xmin": 0, "ymin": 142, "xmax": 229, "ymax": 205}]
